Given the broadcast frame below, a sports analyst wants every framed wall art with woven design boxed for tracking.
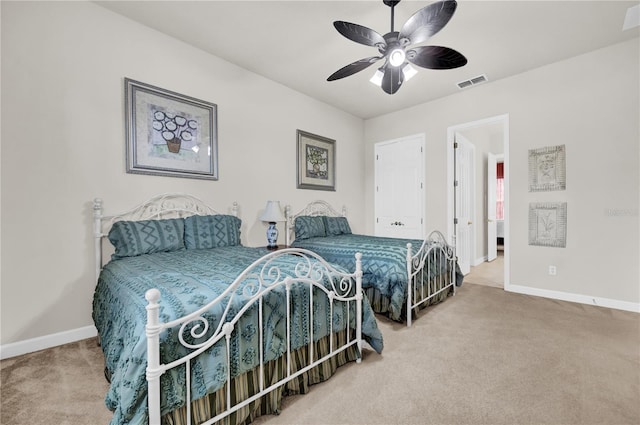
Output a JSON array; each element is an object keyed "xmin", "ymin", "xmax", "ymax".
[
  {"xmin": 529, "ymin": 202, "xmax": 567, "ymax": 247},
  {"xmin": 528, "ymin": 144, "xmax": 566, "ymax": 192}
]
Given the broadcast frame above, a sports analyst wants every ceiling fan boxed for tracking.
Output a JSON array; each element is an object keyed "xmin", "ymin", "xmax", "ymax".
[{"xmin": 327, "ymin": 0, "xmax": 467, "ymax": 95}]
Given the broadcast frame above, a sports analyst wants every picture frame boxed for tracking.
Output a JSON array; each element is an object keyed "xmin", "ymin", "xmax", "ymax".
[
  {"xmin": 296, "ymin": 130, "xmax": 336, "ymax": 191},
  {"xmin": 125, "ymin": 78, "xmax": 218, "ymax": 180},
  {"xmin": 529, "ymin": 202, "xmax": 567, "ymax": 247},
  {"xmin": 528, "ymin": 144, "xmax": 566, "ymax": 192}
]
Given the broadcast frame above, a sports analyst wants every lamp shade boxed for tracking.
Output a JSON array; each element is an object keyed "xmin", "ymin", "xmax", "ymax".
[{"xmin": 259, "ymin": 201, "xmax": 285, "ymax": 223}]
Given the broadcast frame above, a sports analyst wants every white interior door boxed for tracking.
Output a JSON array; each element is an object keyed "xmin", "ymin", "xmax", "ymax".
[
  {"xmin": 487, "ymin": 152, "xmax": 497, "ymax": 261},
  {"xmin": 455, "ymin": 134, "xmax": 475, "ymax": 275},
  {"xmin": 374, "ymin": 135, "xmax": 425, "ymax": 239}
]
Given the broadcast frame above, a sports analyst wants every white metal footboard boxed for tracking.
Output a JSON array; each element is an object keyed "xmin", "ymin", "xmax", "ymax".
[
  {"xmin": 405, "ymin": 230, "xmax": 457, "ymax": 327},
  {"xmin": 145, "ymin": 248, "xmax": 364, "ymax": 425}
]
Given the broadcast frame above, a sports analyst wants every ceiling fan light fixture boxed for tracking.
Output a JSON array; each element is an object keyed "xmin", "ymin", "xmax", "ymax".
[
  {"xmin": 402, "ymin": 63, "xmax": 417, "ymax": 81},
  {"xmin": 328, "ymin": 0, "xmax": 467, "ymax": 95},
  {"xmin": 370, "ymin": 69, "xmax": 384, "ymax": 86},
  {"xmin": 389, "ymin": 48, "xmax": 406, "ymax": 67}
]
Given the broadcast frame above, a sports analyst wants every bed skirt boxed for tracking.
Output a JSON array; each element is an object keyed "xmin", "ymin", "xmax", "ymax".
[
  {"xmin": 161, "ymin": 329, "xmax": 359, "ymax": 425},
  {"xmin": 364, "ymin": 271, "xmax": 454, "ymax": 321}
]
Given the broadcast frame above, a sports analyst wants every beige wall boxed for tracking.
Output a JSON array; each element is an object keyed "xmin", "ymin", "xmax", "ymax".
[
  {"xmin": 365, "ymin": 38, "xmax": 639, "ymax": 307},
  {"xmin": 0, "ymin": 1, "xmax": 365, "ymax": 345}
]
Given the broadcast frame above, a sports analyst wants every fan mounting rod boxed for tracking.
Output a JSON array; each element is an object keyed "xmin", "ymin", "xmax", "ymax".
[{"xmin": 383, "ymin": 0, "xmax": 401, "ymax": 32}]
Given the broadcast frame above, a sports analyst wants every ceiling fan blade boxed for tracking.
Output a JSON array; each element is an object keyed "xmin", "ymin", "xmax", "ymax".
[
  {"xmin": 381, "ymin": 64, "xmax": 404, "ymax": 94},
  {"xmin": 407, "ymin": 46, "xmax": 467, "ymax": 69},
  {"xmin": 399, "ymin": 0, "xmax": 457, "ymax": 45},
  {"xmin": 327, "ymin": 56, "xmax": 383, "ymax": 81},
  {"xmin": 333, "ymin": 21, "xmax": 386, "ymax": 47}
]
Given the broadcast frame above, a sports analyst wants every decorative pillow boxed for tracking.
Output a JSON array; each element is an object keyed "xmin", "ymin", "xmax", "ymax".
[
  {"xmin": 294, "ymin": 216, "xmax": 326, "ymax": 240},
  {"xmin": 323, "ymin": 216, "xmax": 352, "ymax": 236},
  {"xmin": 184, "ymin": 215, "xmax": 242, "ymax": 249},
  {"xmin": 108, "ymin": 218, "xmax": 185, "ymax": 259}
]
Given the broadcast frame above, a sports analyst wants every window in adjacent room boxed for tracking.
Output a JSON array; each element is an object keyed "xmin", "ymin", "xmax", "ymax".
[{"xmin": 496, "ymin": 162, "xmax": 504, "ymax": 220}]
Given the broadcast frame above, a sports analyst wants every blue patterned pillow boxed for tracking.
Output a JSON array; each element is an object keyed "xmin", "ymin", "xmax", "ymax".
[
  {"xmin": 295, "ymin": 216, "xmax": 326, "ymax": 240},
  {"xmin": 108, "ymin": 218, "xmax": 185, "ymax": 259},
  {"xmin": 184, "ymin": 215, "xmax": 242, "ymax": 249},
  {"xmin": 323, "ymin": 216, "xmax": 352, "ymax": 236}
]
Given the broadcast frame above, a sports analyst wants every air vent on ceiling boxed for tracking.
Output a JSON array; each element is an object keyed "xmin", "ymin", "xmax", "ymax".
[{"xmin": 457, "ymin": 74, "xmax": 488, "ymax": 90}]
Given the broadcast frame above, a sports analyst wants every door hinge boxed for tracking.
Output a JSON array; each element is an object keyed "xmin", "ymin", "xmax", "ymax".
[
  {"xmin": 454, "ymin": 180, "xmax": 458, "ymax": 187},
  {"xmin": 421, "ymin": 218, "xmax": 423, "ymax": 224},
  {"xmin": 454, "ymin": 218, "xmax": 459, "ymax": 224},
  {"xmin": 376, "ymin": 217, "xmax": 379, "ymax": 223},
  {"xmin": 454, "ymin": 142, "xmax": 458, "ymax": 149},
  {"xmin": 376, "ymin": 186, "xmax": 379, "ymax": 192},
  {"xmin": 420, "ymin": 182, "xmax": 423, "ymax": 189}
]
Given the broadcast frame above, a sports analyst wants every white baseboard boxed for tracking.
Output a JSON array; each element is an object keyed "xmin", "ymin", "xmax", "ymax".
[
  {"xmin": 0, "ymin": 325, "xmax": 98, "ymax": 360},
  {"xmin": 506, "ymin": 284, "xmax": 640, "ymax": 313},
  {"xmin": 3, "ymin": 286, "xmax": 637, "ymax": 360},
  {"xmin": 473, "ymin": 256, "xmax": 488, "ymax": 267}
]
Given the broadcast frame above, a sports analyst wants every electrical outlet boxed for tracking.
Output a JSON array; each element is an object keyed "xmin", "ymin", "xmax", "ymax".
[{"xmin": 548, "ymin": 265, "xmax": 557, "ymax": 276}]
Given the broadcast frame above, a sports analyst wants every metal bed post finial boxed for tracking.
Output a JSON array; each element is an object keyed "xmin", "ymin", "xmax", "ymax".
[
  {"xmin": 405, "ymin": 242, "xmax": 413, "ymax": 327},
  {"xmin": 93, "ymin": 199, "xmax": 103, "ymax": 282},
  {"xmin": 145, "ymin": 288, "xmax": 162, "ymax": 425},
  {"xmin": 354, "ymin": 252, "xmax": 363, "ymax": 363},
  {"xmin": 284, "ymin": 205, "xmax": 292, "ymax": 246}
]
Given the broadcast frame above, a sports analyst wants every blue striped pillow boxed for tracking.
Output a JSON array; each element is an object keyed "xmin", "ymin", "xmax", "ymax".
[
  {"xmin": 108, "ymin": 218, "xmax": 185, "ymax": 259},
  {"xmin": 184, "ymin": 215, "xmax": 242, "ymax": 249},
  {"xmin": 295, "ymin": 216, "xmax": 326, "ymax": 240},
  {"xmin": 323, "ymin": 216, "xmax": 352, "ymax": 236}
]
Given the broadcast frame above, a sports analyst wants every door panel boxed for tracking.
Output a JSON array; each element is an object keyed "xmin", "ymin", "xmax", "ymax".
[
  {"xmin": 375, "ymin": 135, "xmax": 425, "ymax": 239},
  {"xmin": 455, "ymin": 135, "xmax": 475, "ymax": 275}
]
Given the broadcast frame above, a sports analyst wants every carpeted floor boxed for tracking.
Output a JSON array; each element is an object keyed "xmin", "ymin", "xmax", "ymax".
[{"xmin": 2, "ymin": 283, "xmax": 639, "ymax": 425}]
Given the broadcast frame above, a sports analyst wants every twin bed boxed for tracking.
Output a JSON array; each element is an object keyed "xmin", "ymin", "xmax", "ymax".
[
  {"xmin": 285, "ymin": 200, "xmax": 462, "ymax": 326},
  {"xmin": 92, "ymin": 194, "xmax": 460, "ymax": 425}
]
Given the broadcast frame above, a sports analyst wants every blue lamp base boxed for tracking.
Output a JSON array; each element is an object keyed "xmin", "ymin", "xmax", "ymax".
[{"xmin": 266, "ymin": 222, "xmax": 278, "ymax": 249}]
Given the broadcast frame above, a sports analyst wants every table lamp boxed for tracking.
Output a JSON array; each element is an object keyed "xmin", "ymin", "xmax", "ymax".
[{"xmin": 259, "ymin": 200, "xmax": 285, "ymax": 249}]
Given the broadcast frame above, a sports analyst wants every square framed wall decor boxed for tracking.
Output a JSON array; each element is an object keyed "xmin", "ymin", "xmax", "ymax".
[
  {"xmin": 529, "ymin": 202, "xmax": 567, "ymax": 247},
  {"xmin": 528, "ymin": 144, "xmax": 566, "ymax": 192}
]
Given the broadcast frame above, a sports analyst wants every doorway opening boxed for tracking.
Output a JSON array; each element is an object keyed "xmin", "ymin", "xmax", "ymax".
[{"xmin": 447, "ymin": 114, "xmax": 510, "ymax": 289}]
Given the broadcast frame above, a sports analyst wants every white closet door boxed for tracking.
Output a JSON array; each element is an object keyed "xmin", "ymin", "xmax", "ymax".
[
  {"xmin": 455, "ymin": 135, "xmax": 475, "ymax": 275},
  {"xmin": 374, "ymin": 135, "xmax": 425, "ymax": 239}
]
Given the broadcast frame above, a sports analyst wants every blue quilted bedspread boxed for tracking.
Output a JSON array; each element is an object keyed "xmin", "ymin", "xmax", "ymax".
[
  {"xmin": 92, "ymin": 246, "xmax": 383, "ymax": 425},
  {"xmin": 292, "ymin": 234, "xmax": 459, "ymax": 320}
]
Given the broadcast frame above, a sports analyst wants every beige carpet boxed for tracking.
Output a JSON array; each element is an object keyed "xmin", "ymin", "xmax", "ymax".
[
  {"xmin": 2, "ymin": 283, "xmax": 639, "ymax": 425},
  {"xmin": 464, "ymin": 252, "xmax": 504, "ymax": 288}
]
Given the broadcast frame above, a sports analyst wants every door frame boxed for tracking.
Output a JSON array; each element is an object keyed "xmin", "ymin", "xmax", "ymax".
[{"xmin": 447, "ymin": 114, "xmax": 510, "ymax": 288}]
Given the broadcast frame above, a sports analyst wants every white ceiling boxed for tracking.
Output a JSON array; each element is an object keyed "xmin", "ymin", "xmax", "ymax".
[{"xmin": 96, "ymin": 0, "xmax": 639, "ymax": 119}]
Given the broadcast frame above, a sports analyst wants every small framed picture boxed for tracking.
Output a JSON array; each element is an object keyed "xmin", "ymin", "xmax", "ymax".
[
  {"xmin": 529, "ymin": 202, "xmax": 567, "ymax": 247},
  {"xmin": 125, "ymin": 78, "xmax": 218, "ymax": 180},
  {"xmin": 296, "ymin": 130, "xmax": 336, "ymax": 191},
  {"xmin": 528, "ymin": 145, "xmax": 566, "ymax": 192}
]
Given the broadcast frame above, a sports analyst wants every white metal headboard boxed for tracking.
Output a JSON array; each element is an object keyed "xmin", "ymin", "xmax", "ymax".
[
  {"xmin": 93, "ymin": 193, "xmax": 238, "ymax": 280},
  {"xmin": 284, "ymin": 200, "xmax": 347, "ymax": 246}
]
